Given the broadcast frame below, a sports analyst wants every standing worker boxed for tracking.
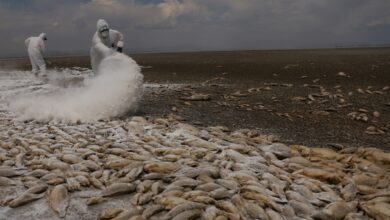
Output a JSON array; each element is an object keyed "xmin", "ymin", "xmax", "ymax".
[
  {"xmin": 90, "ymin": 19, "xmax": 124, "ymax": 74},
  {"xmin": 25, "ymin": 33, "xmax": 48, "ymax": 76}
]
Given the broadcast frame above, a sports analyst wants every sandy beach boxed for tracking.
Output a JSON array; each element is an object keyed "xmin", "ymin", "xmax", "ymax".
[{"xmin": 0, "ymin": 49, "xmax": 389, "ymax": 220}]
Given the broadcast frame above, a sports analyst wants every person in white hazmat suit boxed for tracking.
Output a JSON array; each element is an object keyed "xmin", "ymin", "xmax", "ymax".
[
  {"xmin": 25, "ymin": 33, "xmax": 48, "ymax": 76},
  {"xmin": 90, "ymin": 19, "xmax": 124, "ymax": 74}
]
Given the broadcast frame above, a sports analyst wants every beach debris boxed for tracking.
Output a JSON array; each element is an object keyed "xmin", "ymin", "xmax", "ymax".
[
  {"xmin": 312, "ymin": 110, "xmax": 330, "ymax": 116},
  {"xmin": 338, "ymin": 72, "xmax": 347, "ymax": 76},
  {"xmin": 365, "ymin": 126, "xmax": 385, "ymax": 135},
  {"xmin": 347, "ymin": 112, "xmax": 369, "ymax": 122},
  {"xmin": 180, "ymin": 93, "xmax": 211, "ymax": 101},
  {"xmin": 284, "ymin": 64, "xmax": 299, "ymax": 69}
]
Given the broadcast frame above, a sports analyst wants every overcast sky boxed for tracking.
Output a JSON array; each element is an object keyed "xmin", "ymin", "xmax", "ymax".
[{"xmin": 0, "ymin": 0, "xmax": 390, "ymax": 57}]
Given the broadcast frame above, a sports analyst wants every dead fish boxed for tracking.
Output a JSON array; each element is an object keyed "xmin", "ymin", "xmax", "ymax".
[
  {"xmin": 182, "ymin": 138, "xmax": 218, "ymax": 150},
  {"xmin": 286, "ymin": 191, "xmax": 310, "ymax": 204},
  {"xmin": 106, "ymin": 159, "xmax": 131, "ymax": 170},
  {"xmin": 171, "ymin": 177, "xmax": 200, "ymax": 188},
  {"xmin": 151, "ymin": 181, "xmax": 163, "ymax": 195},
  {"xmin": 182, "ymin": 190, "xmax": 208, "ymax": 199},
  {"xmin": 48, "ymin": 184, "xmax": 69, "ymax": 218},
  {"xmin": 316, "ymin": 192, "xmax": 341, "ymax": 205},
  {"xmin": 357, "ymin": 185, "xmax": 377, "ymax": 195},
  {"xmin": 144, "ymin": 162, "xmax": 180, "ymax": 174},
  {"xmin": 286, "ymin": 157, "xmax": 313, "ymax": 167},
  {"xmin": 0, "ymin": 167, "xmax": 24, "ymax": 177},
  {"xmin": 281, "ymin": 204, "xmax": 296, "ymax": 219},
  {"xmin": 210, "ymin": 188, "xmax": 235, "ymax": 200},
  {"xmin": 142, "ymin": 204, "xmax": 165, "ymax": 219},
  {"xmin": 15, "ymin": 152, "xmax": 26, "ymax": 167},
  {"xmin": 143, "ymin": 173, "xmax": 166, "ymax": 180},
  {"xmin": 26, "ymin": 169, "xmax": 49, "ymax": 178},
  {"xmin": 171, "ymin": 209, "xmax": 202, "ymax": 220},
  {"xmin": 266, "ymin": 208, "xmax": 286, "ymax": 220},
  {"xmin": 61, "ymin": 154, "xmax": 82, "ymax": 164},
  {"xmin": 137, "ymin": 192, "xmax": 155, "ymax": 205},
  {"xmin": 242, "ymin": 184, "xmax": 276, "ymax": 197},
  {"xmin": 242, "ymin": 192, "xmax": 279, "ymax": 210},
  {"xmin": 344, "ymin": 212, "xmax": 367, "ymax": 220},
  {"xmin": 26, "ymin": 184, "xmax": 48, "ymax": 194},
  {"xmin": 244, "ymin": 202, "xmax": 268, "ymax": 219},
  {"xmin": 0, "ymin": 176, "xmax": 16, "ymax": 186},
  {"xmin": 262, "ymin": 143, "xmax": 292, "ymax": 159},
  {"xmin": 99, "ymin": 208, "xmax": 124, "ymax": 220},
  {"xmin": 197, "ymin": 174, "xmax": 215, "ymax": 184},
  {"xmin": 313, "ymin": 201, "xmax": 357, "ymax": 220},
  {"xmin": 41, "ymin": 172, "xmax": 64, "ymax": 182},
  {"xmin": 360, "ymin": 202, "xmax": 390, "ymax": 220},
  {"xmin": 44, "ymin": 160, "xmax": 70, "ymax": 171},
  {"xmin": 102, "ymin": 183, "xmax": 136, "ymax": 197},
  {"xmin": 163, "ymin": 202, "xmax": 206, "ymax": 220},
  {"xmin": 107, "ymin": 148, "xmax": 129, "ymax": 156},
  {"xmin": 299, "ymin": 168, "xmax": 342, "ymax": 184},
  {"xmin": 89, "ymin": 177, "xmax": 105, "ymax": 189},
  {"xmin": 47, "ymin": 177, "xmax": 66, "ymax": 185},
  {"xmin": 215, "ymin": 200, "xmax": 239, "ymax": 213},
  {"xmin": 201, "ymin": 206, "xmax": 219, "ymax": 220},
  {"xmin": 66, "ymin": 177, "xmax": 81, "ymax": 191},
  {"xmin": 361, "ymin": 190, "xmax": 390, "ymax": 201},
  {"xmin": 225, "ymin": 149, "xmax": 247, "ymax": 162},
  {"xmin": 290, "ymin": 184, "xmax": 318, "ymax": 203},
  {"xmin": 125, "ymin": 166, "xmax": 144, "ymax": 182},
  {"xmin": 341, "ymin": 180, "xmax": 357, "ymax": 201},
  {"xmin": 309, "ymin": 147, "xmax": 340, "ymax": 160},
  {"xmin": 9, "ymin": 192, "xmax": 45, "ymax": 208},
  {"xmin": 195, "ymin": 182, "xmax": 222, "ymax": 192},
  {"xmin": 289, "ymin": 199, "xmax": 314, "ymax": 218},
  {"xmin": 360, "ymin": 149, "xmax": 390, "ymax": 166},
  {"xmin": 189, "ymin": 195, "xmax": 215, "ymax": 204},
  {"xmin": 112, "ymin": 207, "xmax": 144, "ymax": 220},
  {"xmin": 86, "ymin": 196, "xmax": 107, "ymax": 206},
  {"xmin": 180, "ymin": 166, "xmax": 219, "ymax": 179},
  {"xmin": 75, "ymin": 175, "xmax": 90, "ymax": 187},
  {"xmin": 136, "ymin": 180, "xmax": 154, "ymax": 193},
  {"xmin": 128, "ymin": 215, "xmax": 145, "ymax": 220},
  {"xmin": 294, "ymin": 178, "xmax": 322, "ymax": 193},
  {"xmin": 156, "ymin": 196, "xmax": 188, "ymax": 209},
  {"xmin": 82, "ymin": 160, "xmax": 100, "ymax": 171},
  {"xmin": 353, "ymin": 173, "xmax": 379, "ymax": 186}
]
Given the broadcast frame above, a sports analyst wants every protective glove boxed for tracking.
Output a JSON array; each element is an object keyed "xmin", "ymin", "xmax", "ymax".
[
  {"xmin": 117, "ymin": 47, "xmax": 123, "ymax": 53},
  {"xmin": 44, "ymin": 58, "xmax": 52, "ymax": 65}
]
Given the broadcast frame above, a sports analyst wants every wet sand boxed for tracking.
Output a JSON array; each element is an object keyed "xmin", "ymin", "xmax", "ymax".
[{"xmin": 1, "ymin": 48, "xmax": 389, "ymax": 150}]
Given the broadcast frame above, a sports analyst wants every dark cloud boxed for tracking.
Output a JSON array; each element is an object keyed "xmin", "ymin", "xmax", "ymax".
[{"xmin": 0, "ymin": 0, "xmax": 389, "ymax": 57}]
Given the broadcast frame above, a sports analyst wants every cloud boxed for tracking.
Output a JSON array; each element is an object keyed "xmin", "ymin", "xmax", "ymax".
[
  {"xmin": 158, "ymin": 0, "xmax": 203, "ymax": 20},
  {"xmin": 366, "ymin": 17, "xmax": 390, "ymax": 27},
  {"xmin": 0, "ymin": 0, "xmax": 389, "ymax": 57}
]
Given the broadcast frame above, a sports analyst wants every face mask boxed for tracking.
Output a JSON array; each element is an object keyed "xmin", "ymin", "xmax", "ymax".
[{"xmin": 101, "ymin": 30, "xmax": 109, "ymax": 39}]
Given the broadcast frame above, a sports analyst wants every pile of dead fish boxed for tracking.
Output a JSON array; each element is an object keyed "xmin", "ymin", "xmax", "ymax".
[{"xmin": 0, "ymin": 114, "xmax": 389, "ymax": 220}]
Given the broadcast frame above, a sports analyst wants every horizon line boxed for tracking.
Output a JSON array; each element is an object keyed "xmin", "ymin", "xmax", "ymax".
[{"xmin": 2, "ymin": 45, "xmax": 390, "ymax": 60}]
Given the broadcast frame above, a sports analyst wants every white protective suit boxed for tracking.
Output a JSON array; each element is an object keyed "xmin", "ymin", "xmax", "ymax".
[
  {"xmin": 25, "ymin": 33, "xmax": 47, "ymax": 75},
  {"xmin": 90, "ymin": 19, "xmax": 124, "ymax": 73}
]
